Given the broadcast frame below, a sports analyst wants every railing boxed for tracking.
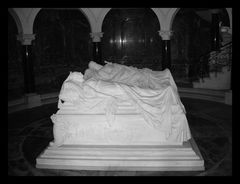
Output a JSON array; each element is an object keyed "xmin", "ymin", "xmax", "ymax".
[
  {"xmin": 171, "ymin": 41, "xmax": 232, "ymax": 84},
  {"xmin": 197, "ymin": 41, "xmax": 232, "ymax": 80},
  {"xmin": 208, "ymin": 42, "xmax": 232, "ymax": 71}
]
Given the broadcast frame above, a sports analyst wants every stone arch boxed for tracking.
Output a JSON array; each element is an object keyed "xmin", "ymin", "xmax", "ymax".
[
  {"xmin": 98, "ymin": 8, "xmax": 162, "ymax": 32},
  {"xmin": 77, "ymin": 8, "xmax": 95, "ymax": 32},
  {"xmin": 151, "ymin": 8, "xmax": 164, "ymax": 30},
  {"xmin": 8, "ymin": 8, "xmax": 23, "ymax": 34},
  {"xmin": 27, "ymin": 8, "xmax": 41, "ymax": 34},
  {"xmin": 95, "ymin": 8, "xmax": 111, "ymax": 32},
  {"xmin": 167, "ymin": 8, "xmax": 179, "ymax": 31},
  {"xmin": 29, "ymin": 8, "xmax": 94, "ymax": 34}
]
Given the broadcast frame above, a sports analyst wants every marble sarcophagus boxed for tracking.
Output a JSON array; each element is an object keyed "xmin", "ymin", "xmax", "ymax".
[{"xmin": 36, "ymin": 61, "xmax": 204, "ymax": 171}]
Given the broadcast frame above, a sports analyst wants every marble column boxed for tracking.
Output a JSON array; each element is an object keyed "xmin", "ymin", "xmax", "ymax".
[
  {"xmin": 159, "ymin": 30, "xmax": 173, "ymax": 70},
  {"xmin": 210, "ymin": 9, "xmax": 220, "ymax": 51},
  {"xmin": 17, "ymin": 34, "xmax": 36, "ymax": 93},
  {"xmin": 17, "ymin": 34, "xmax": 41, "ymax": 108},
  {"xmin": 90, "ymin": 32, "xmax": 104, "ymax": 65}
]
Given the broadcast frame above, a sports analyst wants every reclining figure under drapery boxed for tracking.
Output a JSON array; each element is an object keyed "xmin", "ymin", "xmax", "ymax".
[{"xmin": 51, "ymin": 61, "xmax": 191, "ymax": 147}]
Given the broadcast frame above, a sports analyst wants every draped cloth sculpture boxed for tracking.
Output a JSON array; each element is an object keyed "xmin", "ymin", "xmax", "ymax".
[
  {"xmin": 50, "ymin": 61, "xmax": 191, "ymax": 147},
  {"xmin": 36, "ymin": 61, "xmax": 204, "ymax": 171}
]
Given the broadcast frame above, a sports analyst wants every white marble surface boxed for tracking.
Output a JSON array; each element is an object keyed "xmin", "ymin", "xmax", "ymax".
[
  {"xmin": 50, "ymin": 113, "xmax": 186, "ymax": 147},
  {"xmin": 52, "ymin": 62, "xmax": 191, "ymax": 146},
  {"xmin": 36, "ymin": 138, "xmax": 204, "ymax": 171},
  {"xmin": 38, "ymin": 62, "xmax": 199, "ymax": 171}
]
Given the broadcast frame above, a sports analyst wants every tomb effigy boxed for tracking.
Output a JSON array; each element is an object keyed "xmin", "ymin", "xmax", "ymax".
[{"xmin": 36, "ymin": 61, "xmax": 204, "ymax": 171}]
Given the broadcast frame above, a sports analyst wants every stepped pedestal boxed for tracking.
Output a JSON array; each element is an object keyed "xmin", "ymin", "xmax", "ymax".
[{"xmin": 36, "ymin": 138, "xmax": 204, "ymax": 171}]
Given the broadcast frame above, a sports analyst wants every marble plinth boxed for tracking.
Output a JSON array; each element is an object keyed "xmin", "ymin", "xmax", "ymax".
[
  {"xmin": 49, "ymin": 113, "xmax": 189, "ymax": 146},
  {"xmin": 36, "ymin": 138, "xmax": 204, "ymax": 171}
]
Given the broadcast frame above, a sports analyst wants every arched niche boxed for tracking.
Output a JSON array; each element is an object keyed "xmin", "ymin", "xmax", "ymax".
[
  {"xmin": 8, "ymin": 11, "xmax": 24, "ymax": 100},
  {"xmin": 101, "ymin": 8, "xmax": 162, "ymax": 70},
  {"xmin": 95, "ymin": 8, "xmax": 163, "ymax": 33},
  {"xmin": 170, "ymin": 8, "xmax": 231, "ymax": 84},
  {"xmin": 170, "ymin": 8, "xmax": 231, "ymax": 31},
  {"xmin": 32, "ymin": 9, "xmax": 92, "ymax": 94},
  {"xmin": 24, "ymin": 8, "xmax": 94, "ymax": 34}
]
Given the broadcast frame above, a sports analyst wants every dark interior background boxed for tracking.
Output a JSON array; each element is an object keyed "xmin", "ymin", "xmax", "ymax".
[{"xmin": 8, "ymin": 8, "xmax": 230, "ymax": 101}]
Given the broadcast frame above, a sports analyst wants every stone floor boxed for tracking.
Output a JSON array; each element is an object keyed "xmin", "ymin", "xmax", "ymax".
[{"xmin": 8, "ymin": 98, "xmax": 232, "ymax": 176}]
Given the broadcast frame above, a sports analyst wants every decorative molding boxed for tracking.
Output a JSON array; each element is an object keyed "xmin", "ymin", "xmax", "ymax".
[
  {"xmin": 17, "ymin": 34, "xmax": 35, "ymax": 45},
  {"xmin": 158, "ymin": 30, "xmax": 173, "ymax": 40},
  {"xmin": 90, "ymin": 32, "xmax": 104, "ymax": 42}
]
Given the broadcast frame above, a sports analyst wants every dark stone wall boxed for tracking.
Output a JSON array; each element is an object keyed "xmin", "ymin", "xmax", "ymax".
[
  {"xmin": 32, "ymin": 9, "xmax": 92, "ymax": 94},
  {"xmin": 170, "ymin": 8, "xmax": 229, "ymax": 82}
]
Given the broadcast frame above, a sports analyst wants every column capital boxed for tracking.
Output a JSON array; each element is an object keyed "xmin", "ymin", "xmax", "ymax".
[
  {"xmin": 158, "ymin": 30, "xmax": 173, "ymax": 40},
  {"xmin": 90, "ymin": 32, "xmax": 104, "ymax": 42},
  {"xmin": 17, "ymin": 34, "xmax": 35, "ymax": 45}
]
